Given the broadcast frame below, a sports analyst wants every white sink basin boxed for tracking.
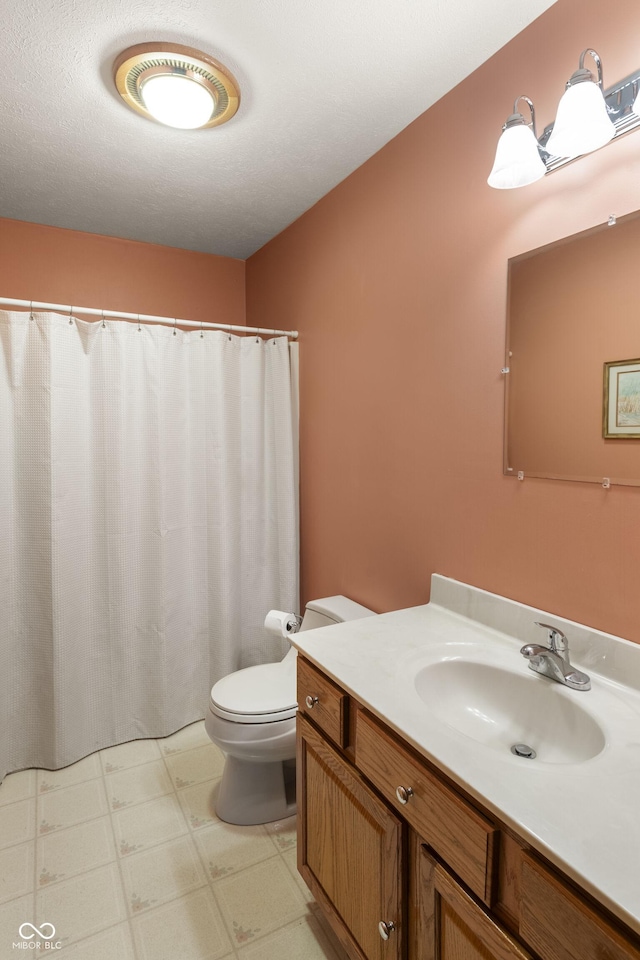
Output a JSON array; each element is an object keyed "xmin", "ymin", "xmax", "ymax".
[{"xmin": 414, "ymin": 659, "xmax": 606, "ymax": 764}]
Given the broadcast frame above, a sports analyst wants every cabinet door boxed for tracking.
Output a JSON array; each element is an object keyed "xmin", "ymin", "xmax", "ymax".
[
  {"xmin": 297, "ymin": 714, "xmax": 403, "ymax": 960},
  {"xmin": 416, "ymin": 847, "xmax": 533, "ymax": 960}
]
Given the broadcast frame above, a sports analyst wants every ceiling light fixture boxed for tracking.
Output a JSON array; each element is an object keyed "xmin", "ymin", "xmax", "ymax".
[
  {"xmin": 488, "ymin": 49, "xmax": 640, "ymax": 189},
  {"xmin": 114, "ymin": 42, "xmax": 240, "ymax": 130}
]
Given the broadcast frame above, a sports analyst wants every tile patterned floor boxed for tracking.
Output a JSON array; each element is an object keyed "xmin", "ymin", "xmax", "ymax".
[{"xmin": 0, "ymin": 722, "xmax": 348, "ymax": 960}]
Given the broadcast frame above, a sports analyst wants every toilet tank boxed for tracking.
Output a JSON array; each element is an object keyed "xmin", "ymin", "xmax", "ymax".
[{"xmin": 300, "ymin": 595, "xmax": 376, "ymax": 632}]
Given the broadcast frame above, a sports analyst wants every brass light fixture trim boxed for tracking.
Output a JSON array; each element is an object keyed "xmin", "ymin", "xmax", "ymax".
[{"xmin": 114, "ymin": 42, "xmax": 240, "ymax": 128}]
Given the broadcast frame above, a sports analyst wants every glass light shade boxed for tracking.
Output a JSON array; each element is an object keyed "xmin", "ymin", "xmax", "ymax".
[
  {"xmin": 545, "ymin": 80, "xmax": 615, "ymax": 158},
  {"xmin": 140, "ymin": 74, "xmax": 215, "ymax": 129},
  {"xmin": 487, "ymin": 123, "xmax": 546, "ymax": 189}
]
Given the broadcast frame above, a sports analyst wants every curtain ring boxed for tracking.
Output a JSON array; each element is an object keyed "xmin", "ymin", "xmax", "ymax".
[
  {"xmin": 228, "ymin": 321, "xmax": 233, "ymax": 341},
  {"xmin": 69, "ymin": 305, "xmax": 74, "ymax": 325},
  {"xmin": 200, "ymin": 319, "xmax": 204, "ymax": 339},
  {"xmin": 173, "ymin": 317, "xmax": 177, "ymax": 337},
  {"xmin": 256, "ymin": 326, "xmax": 261, "ymax": 344},
  {"xmin": 29, "ymin": 300, "xmax": 34, "ymax": 321},
  {"xmin": 101, "ymin": 309, "xmax": 106, "ymax": 329},
  {"xmin": 138, "ymin": 313, "xmax": 142, "ymax": 333}
]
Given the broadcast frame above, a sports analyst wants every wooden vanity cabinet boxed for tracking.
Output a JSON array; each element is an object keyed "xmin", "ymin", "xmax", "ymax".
[{"xmin": 296, "ymin": 657, "xmax": 640, "ymax": 960}]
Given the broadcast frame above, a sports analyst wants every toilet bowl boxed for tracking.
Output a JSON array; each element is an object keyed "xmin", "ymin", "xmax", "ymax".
[{"xmin": 205, "ymin": 595, "xmax": 376, "ymax": 825}]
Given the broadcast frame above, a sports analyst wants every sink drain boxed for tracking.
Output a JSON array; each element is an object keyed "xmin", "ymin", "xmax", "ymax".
[{"xmin": 511, "ymin": 743, "xmax": 537, "ymax": 759}]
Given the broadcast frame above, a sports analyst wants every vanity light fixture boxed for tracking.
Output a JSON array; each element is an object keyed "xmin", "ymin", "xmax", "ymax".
[
  {"xmin": 114, "ymin": 42, "xmax": 240, "ymax": 130},
  {"xmin": 488, "ymin": 49, "xmax": 640, "ymax": 189}
]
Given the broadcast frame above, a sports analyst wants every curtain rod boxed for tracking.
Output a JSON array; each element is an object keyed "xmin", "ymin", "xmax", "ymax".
[{"xmin": 0, "ymin": 297, "xmax": 298, "ymax": 340}]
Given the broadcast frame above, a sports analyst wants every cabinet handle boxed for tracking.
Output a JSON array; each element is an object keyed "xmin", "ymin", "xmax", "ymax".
[
  {"xmin": 395, "ymin": 785, "xmax": 414, "ymax": 805},
  {"xmin": 305, "ymin": 695, "xmax": 319, "ymax": 709},
  {"xmin": 378, "ymin": 920, "xmax": 396, "ymax": 941}
]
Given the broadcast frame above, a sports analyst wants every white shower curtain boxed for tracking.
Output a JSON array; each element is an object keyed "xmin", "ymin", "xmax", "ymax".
[{"xmin": 0, "ymin": 310, "xmax": 299, "ymax": 782}]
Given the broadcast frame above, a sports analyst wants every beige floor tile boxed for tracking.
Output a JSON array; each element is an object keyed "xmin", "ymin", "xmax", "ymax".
[
  {"xmin": 38, "ymin": 779, "xmax": 108, "ymax": 834},
  {"xmin": 132, "ymin": 887, "xmax": 234, "ymax": 960},
  {"xmin": 0, "ymin": 842, "xmax": 35, "ymax": 904},
  {"xmin": 120, "ymin": 835, "xmax": 207, "ymax": 915},
  {"xmin": 0, "ymin": 798, "xmax": 36, "ymax": 849},
  {"xmin": 0, "ymin": 769, "xmax": 36, "ymax": 806},
  {"xmin": 213, "ymin": 855, "xmax": 309, "ymax": 947},
  {"xmin": 100, "ymin": 738, "xmax": 161, "ymax": 774},
  {"xmin": 236, "ymin": 913, "xmax": 346, "ymax": 960},
  {"xmin": 36, "ymin": 753, "xmax": 102, "ymax": 794},
  {"xmin": 0, "ymin": 893, "xmax": 35, "ymax": 951},
  {"xmin": 158, "ymin": 721, "xmax": 211, "ymax": 757},
  {"xmin": 55, "ymin": 921, "xmax": 136, "ymax": 958},
  {"xmin": 177, "ymin": 779, "xmax": 221, "ymax": 830},
  {"xmin": 113, "ymin": 795, "xmax": 188, "ymax": 856},
  {"xmin": 36, "ymin": 863, "xmax": 127, "ymax": 947},
  {"xmin": 195, "ymin": 822, "xmax": 278, "ymax": 882},
  {"xmin": 36, "ymin": 817, "xmax": 116, "ymax": 888},
  {"xmin": 281, "ymin": 846, "xmax": 314, "ymax": 904},
  {"xmin": 104, "ymin": 760, "xmax": 174, "ymax": 811},
  {"xmin": 164, "ymin": 744, "xmax": 226, "ymax": 790},
  {"xmin": 264, "ymin": 815, "xmax": 297, "ymax": 853}
]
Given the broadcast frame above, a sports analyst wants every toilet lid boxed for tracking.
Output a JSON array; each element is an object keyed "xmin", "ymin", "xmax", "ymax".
[{"xmin": 210, "ymin": 659, "xmax": 298, "ymax": 724}]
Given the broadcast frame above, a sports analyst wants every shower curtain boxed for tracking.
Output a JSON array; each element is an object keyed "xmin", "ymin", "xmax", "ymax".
[{"xmin": 0, "ymin": 310, "xmax": 299, "ymax": 782}]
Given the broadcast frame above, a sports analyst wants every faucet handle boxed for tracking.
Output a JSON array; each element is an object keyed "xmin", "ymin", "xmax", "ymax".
[{"xmin": 534, "ymin": 621, "xmax": 567, "ymax": 654}]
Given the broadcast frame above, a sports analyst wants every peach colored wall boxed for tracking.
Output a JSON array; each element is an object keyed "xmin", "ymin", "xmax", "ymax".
[
  {"xmin": 507, "ymin": 213, "xmax": 640, "ymax": 482},
  {"xmin": 0, "ymin": 218, "xmax": 245, "ymax": 326},
  {"xmin": 246, "ymin": 0, "xmax": 640, "ymax": 643}
]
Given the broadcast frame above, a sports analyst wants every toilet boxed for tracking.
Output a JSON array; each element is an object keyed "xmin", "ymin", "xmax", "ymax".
[{"xmin": 205, "ymin": 595, "xmax": 376, "ymax": 825}]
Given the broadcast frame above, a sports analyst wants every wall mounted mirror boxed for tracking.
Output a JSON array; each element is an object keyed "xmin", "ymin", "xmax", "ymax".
[{"xmin": 505, "ymin": 210, "xmax": 640, "ymax": 486}]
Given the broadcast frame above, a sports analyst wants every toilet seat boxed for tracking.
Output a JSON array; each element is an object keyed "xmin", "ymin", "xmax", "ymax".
[{"xmin": 210, "ymin": 660, "xmax": 297, "ymax": 724}]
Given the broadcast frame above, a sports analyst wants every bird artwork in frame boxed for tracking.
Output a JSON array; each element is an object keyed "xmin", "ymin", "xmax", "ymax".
[{"xmin": 603, "ymin": 359, "xmax": 640, "ymax": 438}]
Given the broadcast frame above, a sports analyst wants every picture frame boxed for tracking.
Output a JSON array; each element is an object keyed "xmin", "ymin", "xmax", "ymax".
[{"xmin": 603, "ymin": 358, "xmax": 640, "ymax": 438}]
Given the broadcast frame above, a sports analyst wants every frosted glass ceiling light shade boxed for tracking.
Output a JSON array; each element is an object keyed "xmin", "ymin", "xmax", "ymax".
[
  {"xmin": 114, "ymin": 43, "xmax": 240, "ymax": 130},
  {"xmin": 545, "ymin": 49, "xmax": 615, "ymax": 158},
  {"xmin": 488, "ymin": 97, "xmax": 546, "ymax": 189},
  {"xmin": 140, "ymin": 74, "xmax": 214, "ymax": 129}
]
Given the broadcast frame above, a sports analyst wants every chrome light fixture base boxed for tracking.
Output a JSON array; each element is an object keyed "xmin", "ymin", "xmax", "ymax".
[{"xmin": 114, "ymin": 42, "xmax": 240, "ymax": 129}]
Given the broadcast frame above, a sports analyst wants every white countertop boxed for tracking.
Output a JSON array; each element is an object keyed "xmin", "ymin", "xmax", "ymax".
[{"xmin": 292, "ymin": 575, "xmax": 640, "ymax": 936}]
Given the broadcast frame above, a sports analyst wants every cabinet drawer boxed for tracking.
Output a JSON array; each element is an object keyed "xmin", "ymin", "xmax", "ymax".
[
  {"xmin": 356, "ymin": 710, "xmax": 497, "ymax": 904},
  {"xmin": 297, "ymin": 657, "xmax": 348, "ymax": 748},
  {"xmin": 520, "ymin": 854, "xmax": 640, "ymax": 960}
]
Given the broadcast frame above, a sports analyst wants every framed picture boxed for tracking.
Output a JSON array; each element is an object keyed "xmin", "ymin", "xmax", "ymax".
[{"xmin": 603, "ymin": 358, "xmax": 640, "ymax": 438}]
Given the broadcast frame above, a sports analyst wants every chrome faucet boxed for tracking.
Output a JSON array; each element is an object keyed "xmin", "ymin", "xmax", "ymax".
[{"xmin": 520, "ymin": 622, "xmax": 591, "ymax": 691}]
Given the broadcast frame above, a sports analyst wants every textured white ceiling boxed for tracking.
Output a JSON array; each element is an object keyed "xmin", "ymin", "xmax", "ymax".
[{"xmin": 0, "ymin": 0, "xmax": 556, "ymax": 259}]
